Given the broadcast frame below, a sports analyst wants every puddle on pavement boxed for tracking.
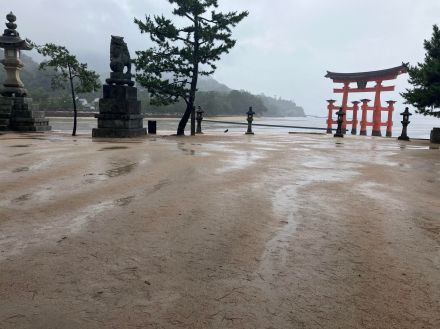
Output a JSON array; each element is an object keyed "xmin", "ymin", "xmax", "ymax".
[
  {"xmin": 9, "ymin": 144, "xmax": 30, "ymax": 148},
  {"xmin": 13, "ymin": 193, "xmax": 32, "ymax": 203},
  {"xmin": 99, "ymin": 146, "xmax": 130, "ymax": 151},
  {"xmin": 257, "ymin": 163, "xmax": 359, "ymax": 283},
  {"xmin": 152, "ymin": 179, "xmax": 171, "ymax": 193},
  {"xmin": 13, "ymin": 167, "xmax": 29, "ymax": 173},
  {"xmin": 115, "ymin": 196, "xmax": 135, "ymax": 206},
  {"xmin": 11, "ymin": 153, "xmax": 30, "ymax": 157},
  {"xmin": 217, "ymin": 151, "xmax": 265, "ymax": 174},
  {"xmin": 176, "ymin": 142, "xmax": 210, "ymax": 157},
  {"xmin": 105, "ymin": 162, "xmax": 138, "ymax": 177}
]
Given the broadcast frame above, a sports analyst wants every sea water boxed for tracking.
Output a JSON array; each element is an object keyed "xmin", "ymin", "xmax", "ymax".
[{"xmin": 49, "ymin": 114, "xmax": 438, "ymax": 139}]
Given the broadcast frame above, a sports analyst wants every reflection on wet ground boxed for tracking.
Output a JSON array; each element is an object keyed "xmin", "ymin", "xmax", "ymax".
[
  {"xmin": 104, "ymin": 162, "xmax": 138, "ymax": 178},
  {"xmin": 9, "ymin": 144, "xmax": 30, "ymax": 148},
  {"xmin": 12, "ymin": 167, "xmax": 29, "ymax": 173},
  {"xmin": 99, "ymin": 146, "xmax": 130, "ymax": 151},
  {"xmin": 115, "ymin": 196, "xmax": 135, "ymax": 207},
  {"xmin": 11, "ymin": 153, "xmax": 30, "ymax": 157}
]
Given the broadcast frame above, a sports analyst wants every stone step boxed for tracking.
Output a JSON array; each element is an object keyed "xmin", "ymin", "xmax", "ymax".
[
  {"xmin": 11, "ymin": 117, "xmax": 50, "ymax": 124},
  {"xmin": 12, "ymin": 110, "xmax": 46, "ymax": 119},
  {"xmin": 10, "ymin": 125, "xmax": 51, "ymax": 132},
  {"xmin": 92, "ymin": 127, "xmax": 147, "ymax": 138}
]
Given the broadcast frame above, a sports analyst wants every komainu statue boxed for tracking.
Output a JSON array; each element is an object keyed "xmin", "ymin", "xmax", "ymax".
[{"xmin": 106, "ymin": 35, "xmax": 134, "ymax": 86}]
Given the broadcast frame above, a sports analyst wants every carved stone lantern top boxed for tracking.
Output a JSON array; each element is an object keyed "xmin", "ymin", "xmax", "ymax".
[{"xmin": 0, "ymin": 12, "xmax": 31, "ymax": 50}]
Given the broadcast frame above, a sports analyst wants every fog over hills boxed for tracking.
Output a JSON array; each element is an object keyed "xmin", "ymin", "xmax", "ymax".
[{"xmin": 0, "ymin": 50, "xmax": 305, "ymax": 117}]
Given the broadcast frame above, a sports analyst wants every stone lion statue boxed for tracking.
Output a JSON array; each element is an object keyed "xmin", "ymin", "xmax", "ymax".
[{"xmin": 109, "ymin": 35, "xmax": 131, "ymax": 75}]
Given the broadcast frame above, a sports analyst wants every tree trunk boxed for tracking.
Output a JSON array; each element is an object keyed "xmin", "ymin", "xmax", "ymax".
[
  {"xmin": 177, "ymin": 16, "xmax": 200, "ymax": 136},
  {"xmin": 191, "ymin": 105, "xmax": 196, "ymax": 136},
  {"xmin": 68, "ymin": 64, "xmax": 77, "ymax": 137}
]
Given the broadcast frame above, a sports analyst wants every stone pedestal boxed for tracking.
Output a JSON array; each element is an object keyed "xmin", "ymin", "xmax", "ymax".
[
  {"xmin": 92, "ymin": 84, "xmax": 146, "ymax": 138},
  {"xmin": 0, "ymin": 96, "xmax": 13, "ymax": 130},
  {"xmin": 0, "ymin": 96, "xmax": 51, "ymax": 131},
  {"xmin": 430, "ymin": 128, "xmax": 440, "ymax": 144}
]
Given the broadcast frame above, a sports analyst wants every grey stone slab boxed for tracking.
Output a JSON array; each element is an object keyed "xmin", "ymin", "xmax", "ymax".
[
  {"xmin": 92, "ymin": 127, "xmax": 146, "ymax": 138},
  {"xmin": 99, "ymin": 99, "xmax": 141, "ymax": 115},
  {"xmin": 103, "ymin": 84, "xmax": 137, "ymax": 100},
  {"xmin": 97, "ymin": 118, "xmax": 143, "ymax": 129}
]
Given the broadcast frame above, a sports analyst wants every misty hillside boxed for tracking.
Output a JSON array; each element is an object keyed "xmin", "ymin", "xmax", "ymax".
[{"xmin": 0, "ymin": 51, "xmax": 305, "ymax": 117}]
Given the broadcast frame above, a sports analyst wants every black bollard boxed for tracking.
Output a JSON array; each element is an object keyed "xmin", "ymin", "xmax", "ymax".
[
  {"xmin": 334, "ymin": 108, "xmax": 345, "ymax": 138},
  {"xmin": 196, "ymin": 106, "xmax": 204, "ymax": 134},
  {"xmin": 398, "ymin": 107, "xmax": 412, "ymax": 141},
  {"xmin": 246, "ymin": 107, "xmax": 255, "ymax": 135},
  {"xmin": 147, "ymin": 120, "xmax": 157, "ymax": 135}
]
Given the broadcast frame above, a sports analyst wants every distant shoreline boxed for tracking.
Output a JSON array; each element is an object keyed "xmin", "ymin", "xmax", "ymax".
[{"xmin": 45, "ymin": 111, "xmax": 306, "ymax": 119}]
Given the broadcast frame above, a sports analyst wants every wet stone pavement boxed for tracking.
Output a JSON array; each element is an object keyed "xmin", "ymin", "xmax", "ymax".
[{"xmin": 0, "ymin": 131, "xmax": 439, "ymax": 329}]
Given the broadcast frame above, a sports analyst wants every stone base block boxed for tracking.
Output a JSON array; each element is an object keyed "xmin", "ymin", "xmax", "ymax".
[
  {"xmin": 92, "ymin": 128, "xmax": 147, "ymax": 138},
  {"xmin": 99, "ymin": 99, "xmax": 141, "ymax": 115},
  {"xmin": 103, "ymin": 84, "xmax": 138, "ymax": 100},
  {"xmin": 97, "ymin": 118, "xmax": 143, "ymax": 130},
  {"xmin": 0, "ymin": 96, "xmax": 51, "ymax": 132},
  {"xmin": 430, "ymin": 128, "xmax": 440, "ymax": 144},
  {"xmin": 0, "ymin": 118, "xmax": 10, "ymax": 130},
  {"xmin": 93, "ymin": 84, "xmax": 145, "ymax": 138}
]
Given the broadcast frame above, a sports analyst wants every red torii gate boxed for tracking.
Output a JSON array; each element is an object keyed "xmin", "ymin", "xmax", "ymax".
[{"xmin": 325, "ymin": 65, "xmax": 407, "ymax": 137}]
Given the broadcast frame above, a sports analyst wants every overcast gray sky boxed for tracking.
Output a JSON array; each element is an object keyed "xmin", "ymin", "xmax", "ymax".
[{"xmin": 2, "ymin": 0, "xmax": 439, "ymax": 115}]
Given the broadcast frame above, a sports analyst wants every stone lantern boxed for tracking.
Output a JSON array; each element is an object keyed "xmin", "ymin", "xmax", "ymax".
[
  {"xmin": 334, "ymin": 108, "xmax": 345, "ymax": 138},
  {"xmin": 0, "ymin": 12, "xmax": 50, "ymax": 131},
  {"xmin": 246, "ymin": 106, "xmax": 255, "ymax": 135},
  {"xmin": 398, "ymin": 107, "xmax": 412, "ymax": 141},
  {"xmin": 196, "ymin": 106, "xmax": 204, "ymax": 134}
]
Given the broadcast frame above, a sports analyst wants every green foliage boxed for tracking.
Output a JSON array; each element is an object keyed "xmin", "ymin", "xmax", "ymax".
[
  {"xmin": 402, "ymin": 25, "xmax": 440, "ymax": 118},
  {"xmin": 30, "ymin": 42, "xmax": 101, "ymax": 94},
  {"xmin": 29, "ymin": 42, "xmax": 101, "ymax": 135},
  {"xmin": 134, "ymin": 0, "xmax": 248, "ymax": 134}
]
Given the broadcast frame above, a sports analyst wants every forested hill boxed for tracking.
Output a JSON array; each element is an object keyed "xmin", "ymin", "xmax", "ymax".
[{"xmin": 0, "ymin": 51, "xmax": 306, "ymax": 117}]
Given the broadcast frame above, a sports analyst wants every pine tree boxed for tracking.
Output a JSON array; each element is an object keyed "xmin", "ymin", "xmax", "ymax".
[
  {"xmin": 402, "ymin": 25, "xmax": 440, "ymax": 118},
  {"xmin": 31, "ymin": 43, "xmax": 101, "ymax": 136},
  {"xmin": 134, "ymin": 0, "xmax": 248, "ymax": 135}
]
